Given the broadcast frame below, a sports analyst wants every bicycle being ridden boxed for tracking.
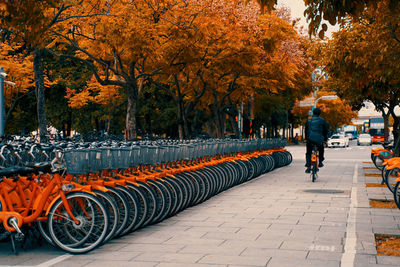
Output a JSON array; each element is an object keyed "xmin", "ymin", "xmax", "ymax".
[{"xmin": 305, "ymin": 108, "xmax": 329, "ymax": 176}]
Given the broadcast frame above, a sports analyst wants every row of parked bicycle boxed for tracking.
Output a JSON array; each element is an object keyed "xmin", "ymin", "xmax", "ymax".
[
  {"xmin": 370, "ymin": 144, "xmax": 400, "ymax": 207},
  {"xmin": 0, "ymin": 138, "xmax": 292, "ymax": 254}
]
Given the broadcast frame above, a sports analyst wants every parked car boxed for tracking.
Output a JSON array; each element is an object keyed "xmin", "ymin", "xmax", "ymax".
[
  {"xmin": 357, "ymin": 133, "xmax": 372, "ymax": 146},
  {"xmin": 345, "ymin": 133, "xmax": 353, "ymax": 140},
  {"xmin": 327, "ymin": 134, "xmax": 349, "ymax": 148}
]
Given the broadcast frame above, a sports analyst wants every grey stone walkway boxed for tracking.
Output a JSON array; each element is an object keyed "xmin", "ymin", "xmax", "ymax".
[
  {"xmin": 2, "ymin": 145, "xmax": 400, "ymax": 267},
  {"xmin": 48, "ymin": 146, "xmax": 400, "ymax": 267}
]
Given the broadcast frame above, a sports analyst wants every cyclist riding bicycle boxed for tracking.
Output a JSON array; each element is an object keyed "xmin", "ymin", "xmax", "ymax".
[{"xmin": 305, "ymin": 108, "xmax": 328, "ymax": 173}]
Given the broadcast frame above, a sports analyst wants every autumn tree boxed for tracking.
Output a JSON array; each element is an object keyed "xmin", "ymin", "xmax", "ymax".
[
  {"xmin": 320, "ymin": 1, "xmax": 400, "ymax": 150},
  {"xmin": 0, "ymin": 0, "xmax": 118, "ymax": 141},
  {"xmin": 250, "ymin": 0, "xmax": 399, "ymax": 37},
  {"xmin": 0, "ymin": 42, "xmax": 35, "ymax": 128}
]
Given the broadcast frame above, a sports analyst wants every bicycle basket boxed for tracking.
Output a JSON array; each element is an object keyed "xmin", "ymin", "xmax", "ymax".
[{"xmin": 64, "ymin": 149, "xmax": 89, "ymax": 175}]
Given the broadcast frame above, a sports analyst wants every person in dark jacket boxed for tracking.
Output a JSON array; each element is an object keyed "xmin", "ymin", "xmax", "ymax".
[{"xmin": 305, "ymin": 108, "xmax": 328, "ymax": 173}]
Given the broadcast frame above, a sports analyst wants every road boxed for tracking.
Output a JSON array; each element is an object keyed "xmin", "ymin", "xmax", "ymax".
[{"xmin": 1, "ymin": 140, "xmax": 399, "ymax": 267}]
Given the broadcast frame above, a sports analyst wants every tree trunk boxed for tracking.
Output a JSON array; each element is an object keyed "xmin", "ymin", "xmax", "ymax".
[
  {"xmin": 392, "ymin": 115, "xmax": 400, "ymax": 156},
  {"xmin": 211, "ymin": 104, "xmax": 225, "ymax": 138},
  {"xmin": 176, "ymin": 97, "xmax": 184, "ymax": 140},
  {"xmin": 383, "ymin": 112, "xmax": 390, "ymax": 143},
  {"xmin": 33, "ymin": 48, "xmax": 47, "ymax": 143},
  {"xmin": 228, "ymin": 113, "xmax": 240, "ymax": 138},
  {"xmin": 125, "ymin": 84, "xmax": 137, "ymax": 140}
]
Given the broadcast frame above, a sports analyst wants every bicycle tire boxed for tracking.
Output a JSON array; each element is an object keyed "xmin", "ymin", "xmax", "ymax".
[
  {"xmin": 148, "ymin": 179, "xmax": 169, "ymax": 224},
  {"xmin": 115, "ymin": 185, "xmax": 139, "ymax": 236},
  {"xmin": 136, "ymin": 181, "xmax": 157, "ymax": 227},
  {"xmin": 180, "ymin": 172, "xmax": 200, "ymax": 207},
  {"xmin": 177, "ymin": 173, "xmax": 195, "ymax": 208},
  {"xmin": 147, "ymin": 180, "xmax": 166, "ymax": 225},
  {"xmin": 47, "ymin": 191, "xmax": 109, "ymax": 254},
  {"xmin": 384, "ymin": 167, "xmax": 399, "ymax": 193},
  {"xmin": 104, "ymin": 185, "xmax": 130, "ymax": 236},
  {"xmin": 393, "ymin": 182, "xmax": 400, "ymax": 209},
  {"xmin": 181, "ymin": 172, "xmax": 202, "ymax": 206},
  {"xmin": 312, "ymin": 162, "xmax": 317, "ymax": 182},
  {"xmin": 125, "ymin": 183, "xmax": 149, "ymax": 231},
  {"xmin": 175, "ymin": 174, "xmax": 192, "ymax": 210},
  {"xmin": 160, "ymin": 177, "xmax": 178, "ymax": 217},
  {"xmin": 92, "ymin": 189, "xmax": 119, "ymax": 242},
  {"xmin": 164, "ymin": 176, "xmax": 184, "ymax": 215}
]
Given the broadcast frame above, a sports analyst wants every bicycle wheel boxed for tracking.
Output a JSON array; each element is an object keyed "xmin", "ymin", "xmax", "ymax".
[
  {"xmin": 125, "ymin": 183, "xmax": 148, "ymax": 231},
  {"xmin": 104, "ymin": 186, "xmax": 129, "ymax": 237},
  {"xmin": 393, "ymin": 182, "xmax": 400, "ymax": 209},
  {"xmin": 384, "ymin": 167, "xmax": 399, "ymax": 193},
  {"xmin": 164, "ymin": 176, "xmax": 184, "ymax": 215},
  {"xmin": 180, "ymin": 172, "xmax": 199, "ymax": 207},
  {"xmin": 373, "ymin": 155, "xmax": 385, "ymax": 170},
  {"xmin": 135, "ymin": 181, "xmax": 157, "ymax": 228},
  {"xmin": 93, "ymin": 189, "xmax": 119, "ymax": 242},
  {"xmin": 115, "ymin": 185, "xmax": 139, "ymax": 236},
  {"xmin": 148, "ymin": 180, "xmax": 169, "ymax": 224},
  {"xmin": 47, "ymin": 192, "xmax": 109, "ymax": 254},
  {"xmin": 177, "ymin": 174, "xmax": 195, "ymax": 208},
  {"xmin": 312, "ymin": 161, "xmax": 317, "ymax": 182},
  {"xmin": 161, "ymin": 177, "xmax": 178, "ymax": 217}
]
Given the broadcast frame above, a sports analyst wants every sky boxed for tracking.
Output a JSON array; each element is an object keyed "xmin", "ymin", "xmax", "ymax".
[{"xmin": 276, "ymin": 0, "xmax": 339, "ymax": 37}]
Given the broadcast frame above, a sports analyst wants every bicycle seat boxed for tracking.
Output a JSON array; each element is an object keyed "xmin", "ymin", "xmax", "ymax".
[
  {"xmin": 0, "ymin": 166, "xmax": 33, "ymax": 177},
  {"xmin": 25, "ymin": 162, "xmax": 52, "ymax": 173}
]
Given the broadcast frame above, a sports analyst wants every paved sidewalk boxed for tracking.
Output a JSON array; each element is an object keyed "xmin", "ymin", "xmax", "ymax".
[
  {"xmin": 2, "ymin": 146, "xmax": 400, "ymax": 267},
  {"xmin": 47, "ymin": 147, "xmax": 398, "ymax": 267}
]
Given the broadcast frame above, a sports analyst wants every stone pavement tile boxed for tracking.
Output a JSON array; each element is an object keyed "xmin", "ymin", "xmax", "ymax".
[
  {"xmin": 308, "ymin": 243, "xmax": 343, "ymax": 253},
  {"xmin": 319, "ymin": 225, "xmax": 346, "ymax": 232},
  {"xmin": 115, "ymin": 235, "xmax": 172, "ymax": 245},
  {"xmin": 377, "ymin": 255, "xmax": 400, "ymax": 265},
  {"xmin": 50, "ymin": 259, "xmax": 93, "ymax": 267},
  {"xmin": 222, "ymin": 219, "xmax": 270, "ymax": 227},
  {"xmin": 164, "ymin": 237, "xmax": 225, "ymax": 246},
  {"xmin": 84, "ymin": 260, "xmax": 158, "ymax": 267},
  {"xmin": 297, "ymin": 218, "xmax": 325, "ymax": 226},
  {"xmin": 370, "ymin": 209, "xmax": 396, "ymax": 216},
  {"xmin": 134, "ymin": 252, "xmax": 204, "ymax": 263},
  {"xmin": 0, "ymin": 244, "xmax": 63, "ymax": 265},
  {"xmin": 120, "ymin": 243, "xmax": 184, "ymax": 253},
  {"xmin": 179, "ymin": 244, "xmax": 246, "ymax": 255},
  {"xmin": 199, "ymin": 254, "xmax": 270, "ymax": 266},
  {"xmin": 323, "ymin": 216, "xmax": 348, "ymax": 223},
  {"xmin": 91, "ymin": 242, "xmax": 130, "ymax": 252},
  {"xmin": 222, "ymin": 239, "xmax": 283, "ymax": 249},
  {"xmin": 281, "ymin": 210, "xmax": 305, "ymax": 216},
  {"xmin": 354, "ymin": 264, "xmax": 399, "ymax": 267},
  {"xmin": 144, "ymin": 230, "xmax": 205, "ymax": 240},
  {"xmin": 373, "ymin": 228, "xmax": 400, "ymax": 235},
  {"xmin": 236, "ymin": 222, "xmax": 271, "ymax": 230},
  {"xmin": 256, "ymin": 230, "xmax": 291, "ymax": 240},
  {"xmin": 353, "ymin": 254, "xmax": 378, "ymax": 265},
  {"xmin": 157, "ymin": 263, "xmax": 226, "ymax": 267},
  {"xmin": 268, "ymin": 224, "xmax": 298, "ymax": 230},
  {"xmin": 201, "ymin": 231, "xmax": 260, "ymax": 241},
  {"xmin": 307, "ymin": 251, "xmax": 342, "ymax": 261},
  {"xmin": 186, "ymin": 226, "xmax": 241, "ymax": 234},
  {"xmin": 356, "ymin": 223, "xmax": 374, "ymax": 232},
  {"xmin": 71, "ymin": 251, "xmax": 141, "ymax": 261},
  {"xmin": 241, "ymin": 247, "xmax": 307, "ymax": 259},
  {"xmin": 172, "ymin": 221, "xmax": 224, "ymax": 227},
  {"xmin": 236, "ymin": 227, "xmax": 269, "ymax": 236},
  {"xmin": 266, "ymin": 257, "xmax": 340, "ymax": 267},
  {"xmin": 302, "ymin": 213, "xmax": 326, "ymax": 219},
  {"xmin": 280, "ymin": 241, "xmax": 313, "ymax": 251}
]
